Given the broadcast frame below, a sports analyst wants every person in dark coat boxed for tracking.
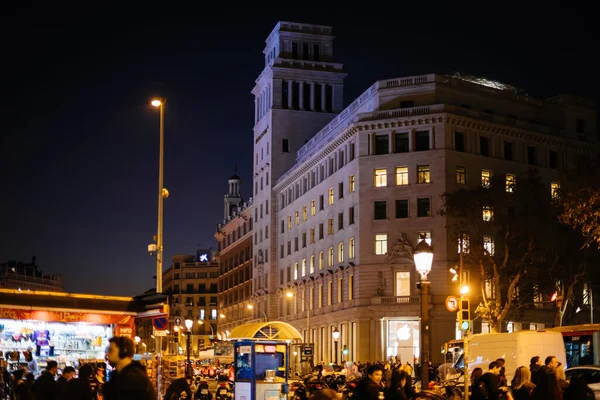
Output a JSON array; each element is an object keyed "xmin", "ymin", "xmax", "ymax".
[
  {"xmin": 385, "ymin": 370, "xmax": 408, "ymax": 400},
  {"xmin": 57, "ymin": 367, "xmax": 75, "ymax": 400},
  {"xmin": 164, "ymin": 377, "xmax": 192, "ymax": 400},
  {"xmin": 354, "ymin": 364, "xmax": 384, "ymax": 400},
  {"xmin": 479, "ymin": 361, "xmax": 504, "ymax": 400},
  {"xmin": 102, "ymin": 337, "xmax": 156, "ymax": 400},
  {"xmin": 64, "ymin": 364, "xmax": 95, "ymax": 400},
  {"xmin": 12, "ymin": 369, "xmax": 32, "ymax": 400},
  {"xmin": 32, "ymin": 361, "xmax": 58, "ymax": 400}
]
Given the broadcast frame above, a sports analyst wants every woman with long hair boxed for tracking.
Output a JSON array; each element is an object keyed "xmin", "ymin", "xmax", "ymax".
[
  {"xmin": 510, "ymin": 366, "xmax": 535, "ymax": 400},
  {"xmin": 385, "ymin": 369, "xmax": 409, "ymax": 400}
]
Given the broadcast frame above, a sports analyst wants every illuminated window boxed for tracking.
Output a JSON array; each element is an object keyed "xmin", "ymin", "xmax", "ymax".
[
  {"xmin": 319, "ymin": 251, "xmax": 324, "ymax": 270},
  {"xmin": 338, "ymin": 242, "xmax": 344, "ymax": 263},
  {"xmin": 482, "ymin": 206, "xmax": 494, "ymax": 222},
  {"xmin": 211, "ymin": 309, "xmax": 217, "ymax": 320},
  {"xmin": 328, "ymin": 218, "xmax": 334, "ymax": 235},
  {"xmin": 327, "ymin": 281, "xmax": 332, "ymax": 305},
  {"xmin": 310, "ymin": 228, "xmax": 315, "ymax": 244},
  {"xmin": 294, "ymin": 263, "xmax": 299, "ymax": 280},
  {"xmin": 311, "ymin": 200, "xmax": 316, "ymax": 216},
  {"xmin": 310, "ymin": 255, "xmax": 315, "ymax": 274},
  {"xmin": 395, "ymin": 272, "xmax": 411, "ymax": 296},
  {"xmin": 349, "ymin": 175, "xmax": 355, "ymax": 192},
  {"xmin": 506, "ymin": 174, "xmax": 516, "ymax": 192},
  {"xmin": 417, "ymin": 165, "xmax": 430, "ymax": 184},
  {"xmin": 551, "ymin": 182, "xmax": 560, "ymax": 200},
  {"xmin": 328, "ymin": 188, "xmax": 334, "ymax": 205},
  {"xmin": 318, "ymin": 284, "xmax": 323, "ymax": 307},
  {"xmin": 456, "ymin": 166, "xmax": 466, "ymax": 185},
  {"xmin": 375, "ymin": 234, "xmax": 388, "ymax": 255},
  {"xmin": 349, "ymin": 237, "xmax": 355, "ymax": 259},
  {"xmin": 295, "ymin": 211, "xmax": 299, "ymax": 225},
  {"xmin": 328, "ymin": 247, "xmax": 334, "ymax": 266},
  {"xmin": 374, "ymin": 169, "xmax": 387, "ymax": 187},
  {"xmin": 301, "ymin": 259, "xmax": 306, "ymax": 277},
  {"xmin": 481, "ymin": 170, "xmax": 492, "ymax": 188},
  {"xmin": 348, "ymin": 275, "xmax": 354, "ymax": 300},
  {"xmin": 458, "ymin": 233, "xmax": 470, "ymax": 254},
  {"xmin": 396, "ymin": 167, "xmax": 409, "ymax": 185},
  {"xmin": 337, "ymin": 278, "xmax": 343, "ymax": 303},
  {"xmin": 287, "ymin": 216, "xmax": 292, "ymax": 230},
  {"xmin": 417, "ymin": 231, "xmax": 432, "ymax": 245},
  {"xmin": 303, "ymin": 206, "xmax": 307, "ymax": 221},
  {"xmin": 483, "ymin": 235, "xmax": 495, "ymax": 256}
]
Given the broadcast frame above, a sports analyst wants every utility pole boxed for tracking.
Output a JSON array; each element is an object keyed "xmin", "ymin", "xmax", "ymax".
[{"xmin": 459, "ymin": 251, "xmax": 470, "ymax": 400}]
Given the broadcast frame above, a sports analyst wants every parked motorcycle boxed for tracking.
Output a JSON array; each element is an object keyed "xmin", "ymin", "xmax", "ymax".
[{"xmin": 195, "ymin": 380, "xmax": 212, "ymax": 400}]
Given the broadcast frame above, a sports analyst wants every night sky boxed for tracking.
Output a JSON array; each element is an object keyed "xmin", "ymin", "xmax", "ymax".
[{"xmin": 1, "ymin": 3, "xmax": 597, "ymax": 296}]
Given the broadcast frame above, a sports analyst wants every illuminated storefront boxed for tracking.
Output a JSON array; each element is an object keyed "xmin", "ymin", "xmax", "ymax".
[
  {"xmin": 384, "ymin": 318, "xmax": 421, "ymax": 363},
  {"xmin": 0, "ymin": 289, "xmax": 137, "ymax": 373}
]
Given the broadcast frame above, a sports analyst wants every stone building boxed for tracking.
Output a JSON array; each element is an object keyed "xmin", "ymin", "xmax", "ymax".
[
  {"xmin": 246, "ymin": 21, "xmax": 597, "ymax": 363},
  {"xmin": 0, "ymin": 257, "xmax": 63, "ymax": 292}
]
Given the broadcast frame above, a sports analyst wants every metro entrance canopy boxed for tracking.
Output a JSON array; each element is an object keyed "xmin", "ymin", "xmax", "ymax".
[{"xmin": 227, "ymin": 321, "xmax": 302, "ymax": 341}]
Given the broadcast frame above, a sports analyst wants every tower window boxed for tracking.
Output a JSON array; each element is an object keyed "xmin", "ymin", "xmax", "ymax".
[
  {"xmin": 313, "ymin": 44, "xmax": 320, "ymax": 61},
  {"xmin": 282, "ymin": 139, "xmax": 289, "ymax": 153},
  {"xmin": 326, "ymin": 84, "xmax": 333, "ymax": 112},
  {"xmin": 302, "ymin": 43, "xmax": 309, "ymax": 60},
  {"xmin": 292, "ymin": 42, "xmax": 299, "ymax": 59},
  {"xmin": 292, "ymin": 82, "xmax": 300, "ymax": 109},
  {"xmin": 282, "ymin": 80, "xmax": 289, "ymax": 109}
]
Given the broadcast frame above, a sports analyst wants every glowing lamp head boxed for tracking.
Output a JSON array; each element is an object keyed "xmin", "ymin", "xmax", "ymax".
[
  {"xmin": 460, "ymin": 285, "xmax": 470, "ymax": 295},
  {"xmin": 134, "ymin": 336, "xmax": 141, "ymax": 344},
  {"xmin": 184, "ymin": 319, "xmax": 193, "ymax": 330},
  {"xmin": 285, "ymin": 291, "xmax": 294, "ymax": 298},
  {"xmin": 247, "ymin": 304, "xmax": 254, "ymax": 310},
  {"xmin": 332, "ymin": 327, "xmax": 340, "ymax": 341},
  {"xmin": 551, "ymin": 292, "xmax": 558, "ymax": 302},
  {"xmin": 414, "ymin": 235, "xmax": 434, "ymax": 280},
  {"xmin": 151, "ymin": 99, "xmax": 162, "ymax": 107}
]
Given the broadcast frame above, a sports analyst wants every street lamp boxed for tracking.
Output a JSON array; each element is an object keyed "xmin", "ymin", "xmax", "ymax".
[
  {"xmin": 247, "ymin": 304, "xmax": 268, "ymax": 322},
  {"xmin": 185, "ymin": 319, "xmax": 193, "ymax": 377},
  {"xmin": 414, "ymin": 234, "xmax": 434, "ymax": 389},
  {"xmin": 332, "ymin": 327, "xmax": 340, "ymax": 365},
  {"xmin": 285, "ymin": 291, "xmax": 310, "ymax": 344},
  {"xmin": 134, "ymin": 336, "xmax": 141, "ymax": 354}
]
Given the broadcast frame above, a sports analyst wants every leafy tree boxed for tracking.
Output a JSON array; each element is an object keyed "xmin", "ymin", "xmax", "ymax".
[{"xmin": 440, "ymin": 170, "xmax": 569, "ymax": 332}]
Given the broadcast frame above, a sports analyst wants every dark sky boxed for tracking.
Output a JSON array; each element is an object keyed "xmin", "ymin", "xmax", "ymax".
[{"xmin": 1, "ymin": 2, "xmax": 597, "ymax": 296}]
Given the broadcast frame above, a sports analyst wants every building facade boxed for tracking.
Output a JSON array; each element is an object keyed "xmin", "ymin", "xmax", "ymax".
[
  {"xmin": 215, "ymin": 174, "xmax": 254, "ymax": 336},
  {"xmin": 162, "ymin": 251, "xmax": 219, "ymax": 355},
  {"xmin": 248, "ymin": 22, "xmax": 597, "ymax": 364},
  {"xmin": 0, "ymin": 257, "xmax": 63, "ymax": 292}
]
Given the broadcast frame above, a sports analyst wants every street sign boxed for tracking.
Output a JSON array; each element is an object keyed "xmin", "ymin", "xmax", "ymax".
[
  {"xmin": 154, "ymin": 329, "xmax": 168, "ymax": 336},
  {"xmin": 153, "ymin": 317, "xmax": 168, "ymax": 330},
  {"xmin": 175, "ymin": 317, "xmax": 181, "ymax": 326},
  {"xmin": 445, "ymin": 296, "xmax": 459, "ymax": 312},
  {"xmin": 303, "ymin": 346, "xmax": 313, "ymax": 356}
]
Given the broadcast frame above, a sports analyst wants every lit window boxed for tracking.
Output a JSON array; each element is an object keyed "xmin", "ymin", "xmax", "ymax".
[
  {"xmin": 287, "ymin": 216, "xmax": 292, "ymax": 230},
  {"xmin": 417, "ymin": 231, "xmax": 432, "ymax": 245},
  {"xmin": 303, "ymin": 206, "xmax": 307, "ymax": 221},
  {"xmin": 310, "ymin": 228, "xmax": 315, "ymax": 244},
  {"xmin": 348, "ymin": 275, "xmax": 354, "ymax": 300},
  {"xmin": 551, "ymin": 182, "xmax": 560, "ymax": 200},
  {"xmin": 458, "ymin": 233, "xmax": 470, "ymax": 254},
  {"xmin": 327, "ymin": 281, "xmax": 332, "ymax": 305},
  {"xmin": 417, "ymin": 165, "xmax": 430, "ymax": 184},
  {"xmin": 337, "ymin": 278, "xmax": 342, "ymax": 303},
  {"xmin": 396, "ymin": 167, "xmax": 409, "ymax": 185},
  {"xmin": 200, "ymin": 310, "xmax": 205, "ymax": 320},
  {"xmin": 311, "ymin": 200, "xmax": 316, "ymax": 216},
  {"xmin": 310, "ymin": 255, "xmax": 315, "ymax": 274},
  {"xmin": 375, "ymin": 234, "xmax": 388, "ymax": 255},
  {"xmin": 483, "ymin": 235, "xmax": 495, "ymax": 256},
  {"xmin": 329, "ymin": 188, "xmax": 334, "ymax": 205},
  {"xmin": 295, "ymin": 211, "xmax": 299, "ymax": 225},
  {"xmin": 301, "ymin": 259, "xmax": 306, "ymax": 277},
  {"xmin": 319, "ymin": 251, "xmax": 324, "ymax": 270},
  {"xmin": 374, "ymin": 169, "xmax": 387, "ymax": 187},
  {"xmin": 328, "ymin": 247, "xmax": 334, "ymax": 266},
  {"xmin": 349, "ymin": 237, "xmax": 355, "ymax": 258},
  {"xmin": 294, "ymin": 263, "xmax": 299, "ymax": 280},
  {"xmin": 506, "ymin": 174, "xmax": 516, "ymax": 192},
  {"xmin": 456, "ymin": 166, "xmax": 466, "ymax": 185},
  {"xmin": 395, "ymin": 272, "xmax": 411, "ymax": 296},
  {"xmin": 338, "ymin": 242, "xmax": 344, "ymax": 263},
  {"xmin": 482, "ymin": 206, "xmax": 494, "ymax": 222},
  {"xmin": 481, "ymin": 170, "xmax": 492, "ymax": 188},
  {"xmin": 318, "ymin": 284, "xmax": 323, "ymax": 307},
  {"xmin": 349, "ymin": 175, "xmax": 355, "ymax": 192},
  {"xmin": 211, "ymin": 309, "xmax": 217, "ymax": 320},
  {"xmin": 328, "ymin": 218, "xmax": 334, "ymax": 235}
]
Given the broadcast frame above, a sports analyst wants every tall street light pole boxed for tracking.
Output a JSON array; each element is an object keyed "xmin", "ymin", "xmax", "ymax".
[
  {"xmin": 151, "ymin": 98, "xmax": 166, "ymax": 294},
  {"xmin": 414, "ymin": 234, "xmax": 434, "ymax": 390},
  {"xmin": 185, "ymin": 319, "xmax": 193, "ymax": 377}
]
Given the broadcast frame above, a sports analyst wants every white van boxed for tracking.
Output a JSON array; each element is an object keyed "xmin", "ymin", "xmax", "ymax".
[{"xmin": 464, "ymin": 330, "xmax": 567, "ymax": 384}]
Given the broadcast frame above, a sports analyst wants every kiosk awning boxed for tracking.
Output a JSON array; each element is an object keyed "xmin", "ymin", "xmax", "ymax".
[{"xmin": 228, "ymin": 321, "xmax": 302, "ymax": 340}]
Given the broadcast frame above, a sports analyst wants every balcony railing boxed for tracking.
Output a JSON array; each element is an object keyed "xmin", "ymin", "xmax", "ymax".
[{"xmin": 371, "ymin": 295, "xmax": 420, "ymax": 305}]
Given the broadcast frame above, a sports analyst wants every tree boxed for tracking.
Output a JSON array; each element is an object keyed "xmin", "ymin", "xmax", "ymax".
[
  {"xmin": 440, "ymin": 170, "xmax": 567, "ymax": 332},
  {"xmin": 559, "ymin": 156, "xmax": 600, "ymax": 248}
]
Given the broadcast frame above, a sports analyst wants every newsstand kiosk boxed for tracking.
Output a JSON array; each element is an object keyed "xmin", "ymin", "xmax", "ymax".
[{"xmin": 233, "ymin": 340, "xmax": 290, "ymax": 400}]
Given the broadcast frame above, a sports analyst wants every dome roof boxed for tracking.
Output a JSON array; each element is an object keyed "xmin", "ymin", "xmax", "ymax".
[{"xmin": 229, "ymin": 174, "xmax": 241, "ymax": 181}]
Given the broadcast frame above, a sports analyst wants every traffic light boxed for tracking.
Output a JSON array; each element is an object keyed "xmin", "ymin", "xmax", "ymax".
[
  {"xmin": 342, "ymin": 345, "xmax": 349, "ymax": 356},
  {"xmin": 459, "ymin": 299, "xmax": 470, "ymax": 332}
]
